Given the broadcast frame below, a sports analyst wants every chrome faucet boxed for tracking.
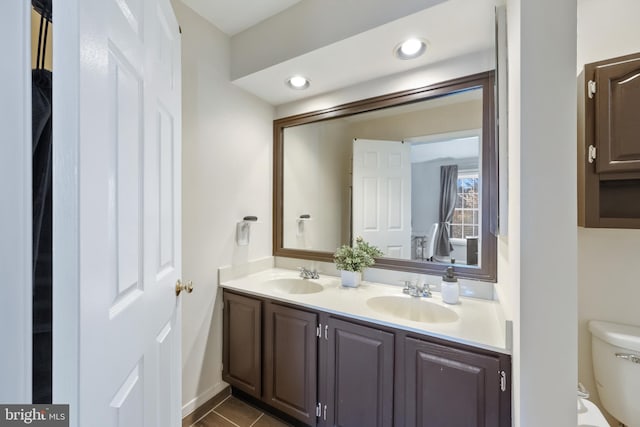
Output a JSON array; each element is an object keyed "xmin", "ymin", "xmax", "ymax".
[
  {"xmin": 417, "ymin": 283, "xmax": 432, "ymax": 298},
  {"xmin": 401, "ymin": 280, "xmax": 432, "ymax": 298},
  {"xmin": 299, "ymin": 267, "xmax": 319, "ymax": 280}
]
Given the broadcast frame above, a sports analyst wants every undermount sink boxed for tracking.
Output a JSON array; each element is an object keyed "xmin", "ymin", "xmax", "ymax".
[
  {"xmin": 366, "ymin": 296, "xmax": 459, "ymax": 323},
  {"xmin": 265, "ymin": 278, "xmax": 324, "ymax": 295}
]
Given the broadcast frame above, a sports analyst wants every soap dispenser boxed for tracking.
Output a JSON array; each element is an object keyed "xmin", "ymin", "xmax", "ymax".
[{"xmin": 441, "ymin": 266, "xmax": 459, "ymax": 304}]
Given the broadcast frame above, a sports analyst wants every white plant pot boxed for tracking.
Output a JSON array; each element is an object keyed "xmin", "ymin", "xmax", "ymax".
[{"xmin": 340, "ymin": 270, "xmax": 362, "ymax": 288}]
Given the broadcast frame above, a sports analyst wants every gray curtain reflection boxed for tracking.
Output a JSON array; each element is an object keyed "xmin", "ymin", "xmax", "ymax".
[{"xmin": 434, "ymin": 165, "xmax": 458, "ymax": 258}]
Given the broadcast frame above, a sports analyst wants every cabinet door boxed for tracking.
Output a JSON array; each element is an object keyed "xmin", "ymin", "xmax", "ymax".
[
  {"xmin": 264, "ymin": 303, "xmax": 318, "ymax": 425},
  {"xmin": 326, "ymin": 317, "xmax": 394, "ymax": 427},
  {"xmin": 595, "ymin": 54, "xmax": 640, "ymax": 173},
  {"xmin": 222, "ymin": 292, "xmax": 262, "ymax": 398},
  {"xmin": 404, "ymin": 337, "xmax": 501, "ymax": 427}
]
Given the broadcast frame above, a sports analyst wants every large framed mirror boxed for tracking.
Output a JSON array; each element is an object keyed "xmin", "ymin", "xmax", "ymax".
[{"xmin": 274, "ymin": 72, "xmax": 497, "ymax": 282}]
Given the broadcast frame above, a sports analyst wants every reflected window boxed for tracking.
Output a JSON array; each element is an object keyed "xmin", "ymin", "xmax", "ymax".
[{"xmin": 451, "ymin": 172, "xmax": 479, "ymax": 240}]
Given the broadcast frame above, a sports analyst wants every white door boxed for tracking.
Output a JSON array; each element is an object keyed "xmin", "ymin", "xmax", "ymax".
[
  {"xmin": 0, "ymin": 0, "xmax": 32, "ymax": 404},
  {"xmin": 352, "ymin": 139, "xmax": 412, "ymax": 259},
  {"xmin": 52, "ymin": 0, "xmax": 183, "ymax": 426}
]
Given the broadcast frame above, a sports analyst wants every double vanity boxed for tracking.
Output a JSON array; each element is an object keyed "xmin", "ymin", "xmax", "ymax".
[
  {"xmin": 221, "ymin": 71, "xmax": 510, "ymax": 426},
  {"xmin": 220, "ymin": 268, "xmax": 511, "ymax": 427}
]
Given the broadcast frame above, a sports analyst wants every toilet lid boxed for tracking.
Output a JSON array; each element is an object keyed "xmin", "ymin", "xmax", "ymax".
[
  {"xmin": 578, "ymin": 398, "xmax": 610, "ymax": 427},
  {"xmin": 589, "ymin": 320, "xmax": 640, "ymax": 352}
]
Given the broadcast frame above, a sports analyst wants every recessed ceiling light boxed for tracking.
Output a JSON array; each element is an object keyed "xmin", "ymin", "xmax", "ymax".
[
  {"xmin": 395, "ymin": 38, "xmax": 427, "ymax": 60},
  {"xmin": 286, "ymin": 75, "xmax": 310, "ymax": 90}
]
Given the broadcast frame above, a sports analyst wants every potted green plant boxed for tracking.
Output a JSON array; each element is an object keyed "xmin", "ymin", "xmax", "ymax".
[{"xmin": 333, "ymin": 237, "xmax": 383, "ymax": 287}]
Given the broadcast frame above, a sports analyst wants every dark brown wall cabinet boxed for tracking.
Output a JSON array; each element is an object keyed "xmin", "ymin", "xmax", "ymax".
[
  {"xmin": 579, "ymin": 52, "xmax": 640, "ymax": 228},
  {"xmin": 222, "ymin": 290, "xmax": 511, "ymax": 427}
]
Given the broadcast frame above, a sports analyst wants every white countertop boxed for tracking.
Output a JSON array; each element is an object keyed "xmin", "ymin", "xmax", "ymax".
[{"xmin": 220, "ymin": 268, "xmax": 510, "ymax": 355}]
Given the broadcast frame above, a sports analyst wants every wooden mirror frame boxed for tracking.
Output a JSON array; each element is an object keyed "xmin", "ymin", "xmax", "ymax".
[{"xmin": 273, "ymin": 71, "xmax": 497, "ymax": 282}]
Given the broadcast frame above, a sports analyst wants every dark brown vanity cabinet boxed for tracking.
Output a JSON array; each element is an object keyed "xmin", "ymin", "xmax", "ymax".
[
  {"xmin": 579, "ymin": 52, "xmax": 640, "ymax": 228},
  {"xmin": 222, "ymin": 291, "xmax": 318, "ymax": 425},
  {"xmin": 222, "ymin": 290, "xmax": 511, "ymax": 427},
  {"xmin": 402, "ymin": 337, "xmax": 504, "ymax": 427},
  {"xmin": 222, "ymin": 292, "xmax": 262, "ymax": 398},
  {"xmin": 264, "ymin": 303, "xmax": 318, "ymax": 425},
  {"xmin": 324, "ymin": 317, "xmax": 394, "ymax": 427}
]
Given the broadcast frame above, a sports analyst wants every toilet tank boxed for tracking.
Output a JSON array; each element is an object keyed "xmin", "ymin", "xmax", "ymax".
[{"xmin": 589, "ymin": 320, "xmax": 640, "ymax": 427}]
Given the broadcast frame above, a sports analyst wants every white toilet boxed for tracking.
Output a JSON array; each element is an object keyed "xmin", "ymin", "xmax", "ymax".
[{"xmin": 589, "ymin": 320, "xmax": 640, "ymax": 427}]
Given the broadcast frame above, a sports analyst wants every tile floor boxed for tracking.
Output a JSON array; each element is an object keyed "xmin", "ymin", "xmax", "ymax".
[{"xmin": 191, "ymin": 395, "xmax": 291, "ymax": 427}]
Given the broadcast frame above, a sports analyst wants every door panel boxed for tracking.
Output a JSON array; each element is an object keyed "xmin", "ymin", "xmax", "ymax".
[
  {"xmin": 158, "ymin": 105, "xmax": 176, "ymax": 276},
  {"xmin": 110, "ymin": 41, "xmax": 144, "ymax": 306},
  {"xmin": 363, "ymin": 177, "xmax": 379, "ymax": 230},
  {"xmin": 52, "ymin": 0, "xmax": 182, "ymax": 425},
  {"xmin": 595, "ymin": 55, "xmax": 640, "ymax": 173},
  {"xmin": 155, "ymin": 316, "xmax": 178, "ymax": 426},
  {"xmin": 110, "ymin": 363, "xmax": 144, "ymax": 427},
  {"xmin": 326, "ymin": 317, "xmax": 394, "ymax": 427},
  {"xmin": 264, "ymin": 303, "xmax": 318, "ymax": 425}
]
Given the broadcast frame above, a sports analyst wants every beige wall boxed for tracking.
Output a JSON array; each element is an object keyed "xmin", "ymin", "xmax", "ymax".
[
  {"xmin": 346, "ymin": 99, "xmax": 482, "ymax": 141},
  {"xmin": 283, "ymin": 121, "xmax": 351, "ymax": 252},
  {"xmin": 576, "ymin": 0, "xmax": 640, "ymax": 424},
  {"xmin": 171, "ymin": 1, "xmax": 274, "ymax": 416}
]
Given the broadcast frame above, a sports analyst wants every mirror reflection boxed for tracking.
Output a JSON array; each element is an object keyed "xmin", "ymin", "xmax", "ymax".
[
  {"xmin": 282, "ymin": 87, "xmax": 484, "ymax": 268},
  {"xmin": 275, "ymin": 72, "xmax": 497, "ymax": 281}
]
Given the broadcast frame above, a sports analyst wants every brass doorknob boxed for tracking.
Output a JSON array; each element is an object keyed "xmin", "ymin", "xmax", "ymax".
[{"xmin": 175, "ymin": 279, "xmax": 193, "ymax": 296}]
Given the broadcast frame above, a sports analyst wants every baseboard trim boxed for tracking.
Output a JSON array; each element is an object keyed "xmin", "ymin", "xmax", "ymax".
[{"xmin": 181, "ymin": 383, "xmax": 230, "ymax": 427}]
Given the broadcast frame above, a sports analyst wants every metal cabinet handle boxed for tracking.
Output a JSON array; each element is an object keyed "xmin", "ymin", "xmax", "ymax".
[{"xmin": 616, "ymin": 353, "xmax": 640, "ymax": 364}]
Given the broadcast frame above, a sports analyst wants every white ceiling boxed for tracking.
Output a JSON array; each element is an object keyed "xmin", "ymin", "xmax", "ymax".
[
  {"xmin": 411, "ymin": 137, "xmax": 480, "ymax": 163},
  {"xmin": 179, "ymin": 0, "xmax": 302, "ymax": 35},
  {"xmin": 179, "ymin": 0, "xmax": 498, "ymax": 106}
]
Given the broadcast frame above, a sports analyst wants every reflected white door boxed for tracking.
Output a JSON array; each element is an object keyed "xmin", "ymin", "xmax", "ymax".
[
  {"xmin": 352, "ymin": 139, "xmax": 412, "ymax": 259},
  {"xmin": 52, "ymin": 0, "xmax": 182, "ymax": 426}
]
